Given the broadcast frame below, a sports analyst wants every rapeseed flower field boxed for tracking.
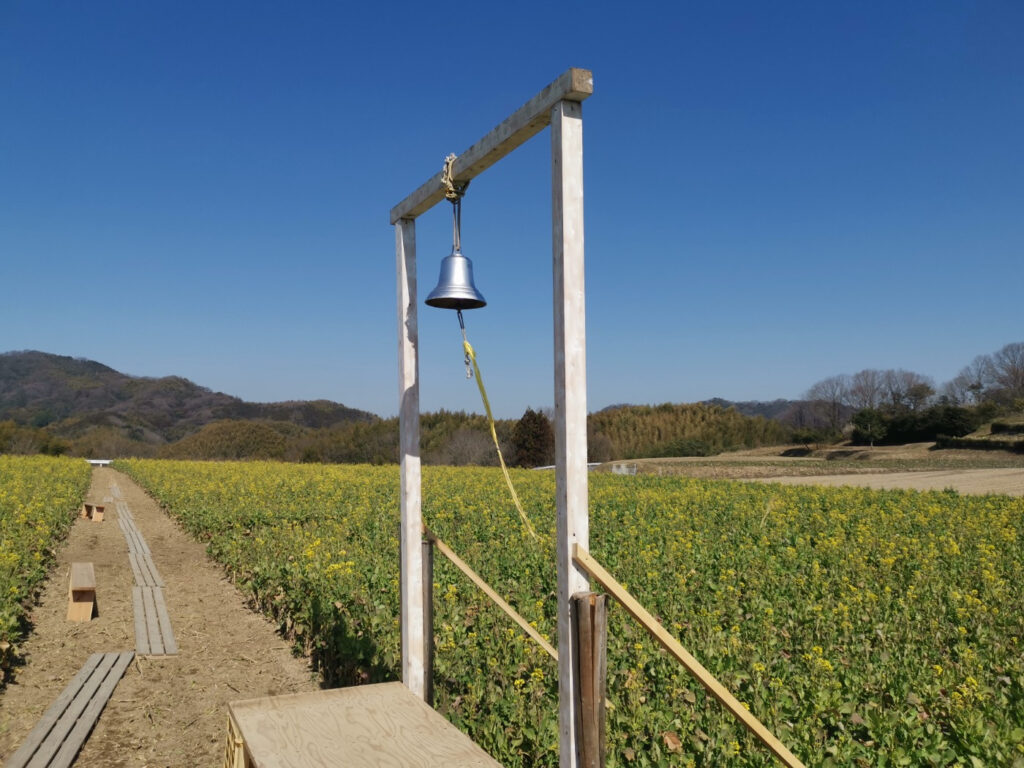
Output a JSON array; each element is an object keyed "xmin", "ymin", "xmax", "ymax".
[
  {"xmin": 117, "ymin": 459, "xmax": 1024, "ymax": 767},
  {"xmin": 0, "ymin": 455, "xmax": 91, "ymax": 681}
]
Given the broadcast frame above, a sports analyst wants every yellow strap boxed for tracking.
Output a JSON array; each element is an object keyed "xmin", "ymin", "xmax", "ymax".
[{"xmin": 463, "ymin": 339, "xmax": 540, "ymax": 542}]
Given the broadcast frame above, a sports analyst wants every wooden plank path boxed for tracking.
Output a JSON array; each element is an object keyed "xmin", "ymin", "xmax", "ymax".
[
  {"xmin": 114, "ymin": 500, "xmax": 176, "ymax": 656},
  {"xmin": 131, "ymin": 586, "xmax": 178, "ymax": 656},
  {"xmin": 5, "ymin": 651, "xmax": 134, "ymax": 768},
  {"xmin": 116, "ymin": 503, "xmax": 163, "ymax": 587}
]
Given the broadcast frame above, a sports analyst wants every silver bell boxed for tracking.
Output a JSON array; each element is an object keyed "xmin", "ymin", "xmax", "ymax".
[{"xmin": 425, "ymin": 250, "xmax": 486, "ymax": 310}]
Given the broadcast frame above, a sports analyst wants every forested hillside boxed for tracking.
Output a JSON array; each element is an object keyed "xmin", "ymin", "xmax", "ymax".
[{"xmin": 589, "ymin": 403, "xmax": 789, "ymax": 459}]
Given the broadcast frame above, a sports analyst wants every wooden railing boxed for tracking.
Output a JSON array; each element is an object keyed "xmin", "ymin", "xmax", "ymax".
[
  {"xmin": 573, "ymin": 545, "xmax": 805, "ymax": 768},
  {"xmin": 421, "ymin": 527, "xmax": 804, "ymax": 766}
]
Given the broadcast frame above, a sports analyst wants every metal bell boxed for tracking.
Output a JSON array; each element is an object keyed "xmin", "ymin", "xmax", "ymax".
[{"xmin": 425, "ymin": 249, "xmax": 486, "ymax": 309}]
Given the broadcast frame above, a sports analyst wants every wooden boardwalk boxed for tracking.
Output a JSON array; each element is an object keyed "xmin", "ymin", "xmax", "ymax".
[
  {"xmin": 131, "ymin": 586, "xmax": 178, "ymax": 656},
  {"xmin": 5, "ymin": 652, "xmax": 134, "ymax": 768},
  {"xmin": 115, "ymin": 500, "xmax": 176, "ymax": 656}
]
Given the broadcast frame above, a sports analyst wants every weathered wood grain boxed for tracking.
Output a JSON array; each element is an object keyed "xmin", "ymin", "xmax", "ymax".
[
  {"xmin": 140, "ymin": 585, "xmax": 165, "ymax": 656},
  {"xmin": 152, "ymin": 587, "xmax": 178, "ymax": 655},
  {"xmin": 572, "ymin": 592, "xmax": 607, "ymax": 768},
  {"xmin": 48, "ymin": 651, "xmax": 134, "ymax": 768},
  {"xmin": 132, "ymin": 586, "xmax": 150, "ymax": 655},
  {"xmin": 552, "ymin": 97, "xmax": 590, "ymax": 768},
  {"xmin": 390, "ymin": 68, "xmax": 593, "ymax": 223},
  {"xmin": 396, "ymin": 216, "xmax": 425, "ymax": 699},
  {"xmin": 20, "ymin": 652, "xmax": 118, "ymax": 768},
  {"xmin": 4, "ymin": 654, "xmax": 103, "ymax": 768}
]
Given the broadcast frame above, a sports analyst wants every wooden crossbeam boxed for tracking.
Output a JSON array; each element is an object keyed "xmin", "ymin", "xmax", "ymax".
[
  {"xmin": 6, "ymin": 651, "xmax": 134, "ymax": 768},
  {"xmin": 389, "ymin": 68, "xmax": 593, "ymax": 224}
]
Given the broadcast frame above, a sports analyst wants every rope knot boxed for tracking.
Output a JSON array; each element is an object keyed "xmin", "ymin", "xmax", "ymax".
[{"xmin": 441, "ymin": 153, "xmax": 470, "ymax": 202}]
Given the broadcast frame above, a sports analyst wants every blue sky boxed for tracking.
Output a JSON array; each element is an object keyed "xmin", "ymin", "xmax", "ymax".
[{"xmin": 2, "ymin": 1, "xmax": 1021, "ymax": 418}]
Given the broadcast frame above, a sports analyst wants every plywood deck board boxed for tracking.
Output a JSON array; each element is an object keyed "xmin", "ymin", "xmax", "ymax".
[{"xmin": 229, "ymin": 682, "xmax": 502, "ymax": 768}]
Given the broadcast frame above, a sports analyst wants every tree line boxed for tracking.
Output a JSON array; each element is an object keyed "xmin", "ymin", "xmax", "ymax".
[
  {"xmin": 0, "ymin": 402, "xmax": 789, "ymax": 467},
  {"xmin": 798, "ymin": 341, "xmax": 1024, "ymax": 446}
]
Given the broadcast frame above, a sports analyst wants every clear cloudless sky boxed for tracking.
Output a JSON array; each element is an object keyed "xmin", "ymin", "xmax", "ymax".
[{"xmin": 1, "ymin": 1, "xmax": 1021, "ymax": 418}]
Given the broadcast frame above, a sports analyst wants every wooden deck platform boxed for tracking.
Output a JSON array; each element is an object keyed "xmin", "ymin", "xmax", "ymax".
[
  {"xmin": 5, "ymin": 651, "xmax": 134, "ymax": 768},
  {"xmin": 132, "ymin": 586, "xmax": 178, "ymax": 656},
  {"xmin": 226, "ymin": 682, "xmax": 502, "ymax": 768}
]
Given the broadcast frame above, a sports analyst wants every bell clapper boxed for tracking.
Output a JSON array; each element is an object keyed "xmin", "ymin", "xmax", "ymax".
[{"xmin": 457, "ymin": 309, "xmax": 473, "ymax": 379}]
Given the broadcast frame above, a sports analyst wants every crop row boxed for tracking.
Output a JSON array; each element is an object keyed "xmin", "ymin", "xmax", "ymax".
[
  {"xmin": 0, "ymin": 455, "xmax": 91, "ymax": 681},
  {"xmin": 116, "ymin": 459, "xmax": 1024, "ymax": 767}
]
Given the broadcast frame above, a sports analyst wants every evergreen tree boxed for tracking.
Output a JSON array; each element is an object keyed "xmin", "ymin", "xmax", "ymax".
[{"xmin": 511, "ymin": 408, "xmax": 554, "ymax": 467}]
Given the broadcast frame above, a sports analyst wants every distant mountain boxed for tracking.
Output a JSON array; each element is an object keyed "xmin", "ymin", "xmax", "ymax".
[{"xmin": 0, "ymin": 350, "xmax": 376, "ymax": 445}]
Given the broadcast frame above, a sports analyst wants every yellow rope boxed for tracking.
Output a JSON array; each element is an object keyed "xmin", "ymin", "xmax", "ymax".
[{"xmin": 462, "ymin": 338, "xmax": 540, "ymax": 542}]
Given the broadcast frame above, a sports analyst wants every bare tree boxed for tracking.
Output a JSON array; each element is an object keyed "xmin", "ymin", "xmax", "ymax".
[
  {"xmin": 806, "ymin": 375, "xmax": 851, "ymax": 434},
  {"xmin": 990, "ymin": 342, "xmax": 1024, "ymax": 404},
  {"xmin": 952, "ymin": 355, "xmax": 996, "ymax": 404},
  {"xmin": 848, "ymin": 369, "xmax": 884, "ymax": 410},
  {"xmin": 427, "ymin": 428, "xmax": 497, "ymax": 466},
  {"xmin": 881, "ymin": 369, "xmax": 934, "ymax": 412},
  {"xmin": 941, "ymin": 373, "xmax": 974, "ymax": 405}
]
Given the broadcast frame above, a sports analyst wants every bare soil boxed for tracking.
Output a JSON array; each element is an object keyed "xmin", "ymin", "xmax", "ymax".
[
  {"xmin": 0, "ymin": 468, "xmax": 319, "ymax": 767},
  {"xmin": 753, "ymin": 468, "xmax": 1024, "ymax": 495},
  {"xmin": 608, "ymin": 443, "xmax": 1024, "ymax": 493}
]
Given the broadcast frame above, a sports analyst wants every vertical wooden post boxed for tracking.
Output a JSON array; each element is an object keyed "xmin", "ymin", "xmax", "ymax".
[
  {"xmin": 572, "ymin": 592, "xmax": 608, "ymax": 768},
  {"xmin": 396, "ymin": 217, "xmax": 425, "ymax": 699},
  {"xmin": 422, "ymin": 538, "xmax": 435, "ymax": 706},
  {"xmin": 552, "ymin": 97, "xmax": 589, "ymax": 768}
]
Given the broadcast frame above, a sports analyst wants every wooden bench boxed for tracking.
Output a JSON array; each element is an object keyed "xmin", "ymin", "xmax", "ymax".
[
  {"xmin": 225, "ymin": 682, "xmax": 502, "ymax": 768},
  {"xmin": 67, "ymin": 563, "xmax": 96, "ymax": 622},
  {"xmin": 79, "ymin": 503, "xmax": 104, "ymax": 522}
]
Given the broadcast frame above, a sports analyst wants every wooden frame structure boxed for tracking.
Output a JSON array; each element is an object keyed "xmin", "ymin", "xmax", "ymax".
[{"xmin": 392, "ymin": 68, "xmax": 593, "ymax": 768}]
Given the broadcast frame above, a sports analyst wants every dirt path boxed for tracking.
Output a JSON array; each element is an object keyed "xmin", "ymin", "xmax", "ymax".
[
  {"xmin": 752, "ymin": 468, "xmax": 1024, "ymax": 495},
  {"xmin": 0, "ymin": 468, "xmax": 319, "ymax": 766}
]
